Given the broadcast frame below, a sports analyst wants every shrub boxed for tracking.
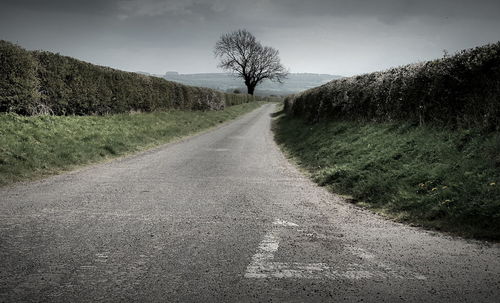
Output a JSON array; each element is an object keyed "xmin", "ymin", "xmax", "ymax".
[
  {"xmin": 0, "ymin": 41, "xmax": 41, "ymax": 114},
  {"xmin": 0, "ymin": 40, "xmax": 257, "ymax": 115},
  {"xmin": 284, "ymin": 42, "xmax": 500, "ymax": 130}
]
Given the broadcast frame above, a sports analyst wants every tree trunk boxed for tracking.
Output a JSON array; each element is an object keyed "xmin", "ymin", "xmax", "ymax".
[{"xmin": 246, "ymin": 84, "xmax": 256, "ymax": 95}]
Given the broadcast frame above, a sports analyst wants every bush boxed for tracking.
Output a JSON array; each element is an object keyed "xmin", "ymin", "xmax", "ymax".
[
  {"xmin": 0, "ymin": 40, "xmax": 257, "ymax": 115},
  {"xmin": 284, "ymin": 42, "xmax": 500, "ymax": 130},
  {"xmin": 0, "ymin": 41, "xmax": 41, "ymax": 114}
]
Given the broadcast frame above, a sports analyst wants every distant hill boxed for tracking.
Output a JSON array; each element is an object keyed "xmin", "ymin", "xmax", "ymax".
[{"xmin": 154, "ymin": 72, "xmax": 342, "ymax": 96}]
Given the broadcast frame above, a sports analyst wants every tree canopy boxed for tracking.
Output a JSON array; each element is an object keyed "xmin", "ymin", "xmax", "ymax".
[{"xmin": 214, "ymin": 29, "xmax": 287, "ymax": 95}]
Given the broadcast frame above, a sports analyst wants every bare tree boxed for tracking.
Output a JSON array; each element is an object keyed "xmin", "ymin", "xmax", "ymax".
[{"xmin": 214, "ymin": 29, "xmax": 288, "ymax": 95}]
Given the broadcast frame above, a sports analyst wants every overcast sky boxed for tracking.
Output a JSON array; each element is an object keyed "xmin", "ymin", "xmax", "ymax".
[{"xmin": 1, "ymin": 0, "xmax": 499, "ymax": 76}]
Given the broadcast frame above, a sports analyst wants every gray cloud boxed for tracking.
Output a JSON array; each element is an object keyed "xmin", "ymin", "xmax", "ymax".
[
  {"xmin": 1, "ymin": 0, "xmax": 117, "ymax": 15},
  {"xmin": 1, "ymin": 0, "xmax": 499, "ymax": 76}
]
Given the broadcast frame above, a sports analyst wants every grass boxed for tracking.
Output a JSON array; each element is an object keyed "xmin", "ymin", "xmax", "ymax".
[
  {"xmin": 273, "ymin": 112, "xmax": 500, "ymax": 240},
  {"xmin": 0, "ymin": 102, "xmax": 266, "ymax": 186}
]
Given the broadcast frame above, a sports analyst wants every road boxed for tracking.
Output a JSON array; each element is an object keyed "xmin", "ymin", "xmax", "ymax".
[{"xmin": 1, "ymin": 103, "xmax": 499, "ymax": 302}]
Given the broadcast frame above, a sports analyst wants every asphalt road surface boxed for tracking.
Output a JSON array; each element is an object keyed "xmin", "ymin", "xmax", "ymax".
[{"xmin": 1, "ymin": 103, "xmax": 499, "ymax": 302}]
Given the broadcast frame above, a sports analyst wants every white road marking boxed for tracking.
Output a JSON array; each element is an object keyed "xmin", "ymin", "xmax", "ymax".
[
  {"xmin": 273, "ymin": 219, "xmax": 299, "ymax": 227},
  {"xmin": 244, "ymin": 219, "xmax": 426, "ymax": 280},
  {"xmin": 347, "ymin": 246, "xmax": 427, "ymax": 280},
  {"xmin": 95, "ymin": 252, "xmax": 109, "ymax": 263}
]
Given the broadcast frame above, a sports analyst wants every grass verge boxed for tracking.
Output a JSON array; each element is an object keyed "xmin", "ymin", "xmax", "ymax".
[
  {"xmin": 0, "ymin": 102, "xmax": 266, "ymax": 186},
  {"xmin": 273, "ymin": 112, "xmax": 500, "ymax": 240}
]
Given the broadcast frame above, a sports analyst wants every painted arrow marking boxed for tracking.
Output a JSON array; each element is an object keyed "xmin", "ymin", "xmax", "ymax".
[{"xmin": 244, "ymin": 219, "xmax": 426, "ymax": 280}]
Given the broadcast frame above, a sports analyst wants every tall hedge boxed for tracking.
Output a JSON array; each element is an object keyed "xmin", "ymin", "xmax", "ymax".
[
  {"xmin": 284, "ymin": 42, "xmax": 500, "ymax": 130},
  {"xmin": 0, "ymin": 41, "xmax": 41, "ymax": 114},
  {"xmin": 0, "ymin": 40, "xmax": 256, "ymax": 115}
]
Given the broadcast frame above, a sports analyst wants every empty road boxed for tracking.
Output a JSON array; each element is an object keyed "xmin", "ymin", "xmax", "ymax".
[{"xmin": 1, "ymin": 103, "xmax": 499, "ymax": 302}]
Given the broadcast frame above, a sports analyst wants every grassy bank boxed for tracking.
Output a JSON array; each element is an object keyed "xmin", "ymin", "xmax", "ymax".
[
  {"xmin": 0, "ymin": 102, "xmax": 265, "ymax": 186},
  {"xmin": 273, "ymin": 114, "xmax": 500, "ymax": 240}
]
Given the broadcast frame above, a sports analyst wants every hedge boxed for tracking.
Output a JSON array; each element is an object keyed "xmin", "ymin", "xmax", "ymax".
[
  {"xmin": 284, "ymin": 42, "xmax": 500, "ymax": 130},
  {"xmin": 0, "ymin": 40, "xmax": 256, "ymax": 115}
]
